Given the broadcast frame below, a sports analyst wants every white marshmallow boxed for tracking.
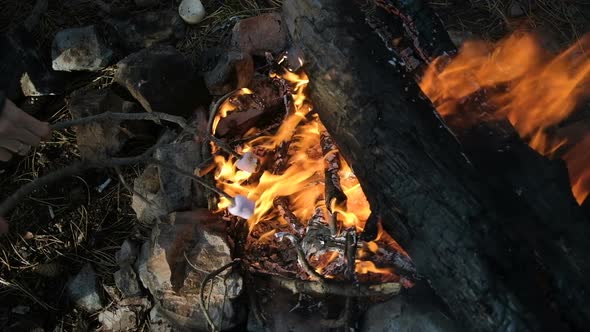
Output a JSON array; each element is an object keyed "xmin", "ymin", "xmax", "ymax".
[
  {"xmin": 228, "ymin": 195, "xmax": 255, "ymax": 219},
  {"xmin": 178, "ymin": 0, "xmax": 206, "ymax": 24},
  {"xmin": 235, "ymin": 152, "xmax": 259, "ymax": 173}
]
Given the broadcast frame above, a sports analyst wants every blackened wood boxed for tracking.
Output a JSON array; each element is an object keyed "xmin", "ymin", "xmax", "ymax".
[
  {"xmin": 319, "ymin": 123, "xmax": 347, "ymax": 234},
  {"xmin": 283, "ymin": 0, "xmax": 590, "ymax": 331},
  {"xmin": 373, "ymin": 3, "xmax": 590, "ymax": 329}
]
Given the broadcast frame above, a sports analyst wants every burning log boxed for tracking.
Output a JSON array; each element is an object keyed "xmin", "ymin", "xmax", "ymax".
[{"xmin": 283, "ymin": 0, "xmax": 590, "ymax": 331}]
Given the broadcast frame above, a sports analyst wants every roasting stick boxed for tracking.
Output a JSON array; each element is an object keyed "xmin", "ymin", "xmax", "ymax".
[{"xmin": 51, "ymin": 111, "xmax": 256, "ymax": 219}]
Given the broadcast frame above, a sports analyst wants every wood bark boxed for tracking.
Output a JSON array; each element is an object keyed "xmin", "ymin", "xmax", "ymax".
[{"xmin": 283, "ymin": 0, "xmax": 590, "ymax": 331}]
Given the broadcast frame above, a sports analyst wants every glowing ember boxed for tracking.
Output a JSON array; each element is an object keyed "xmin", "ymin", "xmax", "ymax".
[{"xmin": 420, "ymin": 33, "xmax": 590, "ymax": 204}]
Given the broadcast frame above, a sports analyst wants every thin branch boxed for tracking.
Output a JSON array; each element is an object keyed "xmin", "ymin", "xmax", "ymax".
[
  {"xmin": 207, "ymin": 89, "xmax": 244, "ymax": 135},
  {"xmin": 279, "ymin": 233, "xmax": 325, "ymax": 282},
  {"xmin": 114, "ymin": 166, "xmax": 165, "ymax": 213},
  {"xmin": 184, "ymin": 252, "xmax": 224, "ymax": 281},
  {"xmin": 50, "ymin": 111, "xmax": 189, "ymax": 131},
  {"xmin": 199, "ymin": 259, "xmax": 240, "ymax": 332},
  {"xmin": 148, "ymin": 158, "xmax": 234, "ymax": 204},
  {"xmin": 52, "ymin": 110, "xmax": 242, "ymax": 166},
  {"xmin": 268, "ymin": 274, "xmax": 401, "ymax": 297},
  {"xmin": 0, "ymin": 135, "xmax": 236, "ymax": 217},
  {"xmin": 0, "ymin": 146, "xmax": 157, "ymax": 217}
]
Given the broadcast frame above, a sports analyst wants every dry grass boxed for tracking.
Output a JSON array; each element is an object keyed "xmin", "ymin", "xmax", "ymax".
[
  {"xmin": 179, "ymin": 0, "xmax": 282, "ymax": 60},
  {"xmin": 429, "ymin": 0, "xmax": 590, "ymax": 48}
]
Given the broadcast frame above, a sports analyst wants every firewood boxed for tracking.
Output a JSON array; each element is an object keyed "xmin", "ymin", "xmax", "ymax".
[{"xmin": 283, "ymin": 0, "xmax": 590, "ymax": 330}]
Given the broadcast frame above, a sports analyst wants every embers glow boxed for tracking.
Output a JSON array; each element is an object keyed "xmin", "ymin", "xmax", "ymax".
[{"xmin": 420, "ymin": 33, "xmax": 590, "ymax": 204}]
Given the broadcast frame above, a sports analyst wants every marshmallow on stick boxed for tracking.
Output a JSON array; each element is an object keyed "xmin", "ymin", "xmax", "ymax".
[{"xmin": 228, "ymin": 195, "xmax": 255, "ymax": 219}]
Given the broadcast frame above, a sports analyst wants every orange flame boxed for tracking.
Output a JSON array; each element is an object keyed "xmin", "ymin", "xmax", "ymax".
[
  {"xmin": 420, "ymin": 32, "xmax": 590, "ymax": 204},
  {"xmin": 212, "ymin": 88, "xmax": 253, "ymax": 135},
  {"xmin": 355, "ymin": 260, "xmax": 393, "ymax": 275},
  {"xmin": 213, "ymin": 70, "xmax": 373, "ymax": 231},
  {"xmin": 212, "ymin": 67, "xmax": 407, "ymax": 282}
]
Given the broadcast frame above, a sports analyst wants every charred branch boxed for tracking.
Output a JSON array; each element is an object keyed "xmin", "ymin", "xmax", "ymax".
[
  {"xmin": 273, "ymin": 197, "xmax": 304, "ymax": 233},
  {"xmin": 268, "ymin": 274, "xmax": 401, "ymax": 297}
]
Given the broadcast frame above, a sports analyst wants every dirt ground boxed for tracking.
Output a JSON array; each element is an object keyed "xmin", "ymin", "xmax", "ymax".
[{"xmin": 0, "ymin": 0, "xmax": 589, "ymax": 331}]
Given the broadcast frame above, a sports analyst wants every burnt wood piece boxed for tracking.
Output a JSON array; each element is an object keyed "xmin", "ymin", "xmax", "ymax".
[
  {"xmin": 274, "ymin": 196, "xmax": 304, "ymax": 233},
  {"xmin": 283, "ymin": 0, "xmax": 590, "ymax": 331},
  {"xmin": 319, "ymin": 123, "xmax": 347, "ymax": 234},
  {"xmin": 373, "ymin": 0, "xmax": 455, "ymax": 62}
]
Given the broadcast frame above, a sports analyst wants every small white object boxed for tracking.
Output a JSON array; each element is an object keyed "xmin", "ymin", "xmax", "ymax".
[
  {"xmin": 179, "ymin": 0, "xmax": 206, "ymax": 24},
  {"xmin": 235, "ymin": 152, "xmax": 258, "ymax": 173},
  {"xmin": 228, "ymin": 195, "xmax": 255, "ymax": 219},
  {"xmin": 96, "ymin": 178, "xmax": 112, "ymax": 193},
  {"xmin": 48, "ymin": 206, "xmax": 55, "ymax": 220}
]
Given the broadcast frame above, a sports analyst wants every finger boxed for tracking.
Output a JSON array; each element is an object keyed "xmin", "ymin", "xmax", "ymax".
[
  {"xmin": 0, "ymin": 138, "xmax": 29, "ymax": 155},
  {"xmin": 0, "ymin": 217, "xmax": 8, "ymax": 235},
  {"xmin": 3, "ymin": 99, "xmax": 51, "ymax": 139},
  {"xmin": 13, "ymin": 128, "xmax": 41, "ymax": 147},
  {"xmin": 0, "ymin": 147, "xmax": 13, "ymax": 161},
  {"xmin": 22, "ymin": 116, "xmax": 51, "ymax": 139}
]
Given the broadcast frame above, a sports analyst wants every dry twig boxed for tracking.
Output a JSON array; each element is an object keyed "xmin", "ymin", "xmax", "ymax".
[
  {"xmin": 268, "ymin": 274, "xmax": 401, "ymax": 297},
  {"xmin": 199, "ymin": 259, "xmax": 240, "ymax": 332},
  {"xmin": 278, "ymin": 233, "xmax": 325, "ymax": 282}
]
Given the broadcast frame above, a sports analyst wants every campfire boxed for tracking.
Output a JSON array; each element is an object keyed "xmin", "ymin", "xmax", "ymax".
[
  {"xmin": 206, "ymin": 59, "xmax": 411, "ymax": 286},
  {"xmin": 2, "ymin": 0, "xmax": 590, "ymax": 331}
]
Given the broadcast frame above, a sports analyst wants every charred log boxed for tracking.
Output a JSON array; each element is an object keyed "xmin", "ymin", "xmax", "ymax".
[{"xmin": 283, "ymin": 0, "xmax": 590, "ymax": 331}]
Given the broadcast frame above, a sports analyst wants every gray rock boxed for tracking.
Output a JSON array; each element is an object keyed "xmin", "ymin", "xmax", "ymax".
[
  {"xmin": 68, "ymin": 89, "xmax": 129, "ymax": 160},
  {"xmin": 52, "ymin": 26, "xmax": 113, "ymax": 72},
  {"xmin": 136, "ymin": 212, "xmax": 244, "ymax": 330},
  {"xmin": 131, "ymin": 140, "xmax": 203, "ymax": 224},
  {"xmin": 231, "ymin": 13, "xmax": 288, "ymax": 56},
  {"xmin": 0, "ymin": 28, "xmax": 64, "ymax": 99},
  {"xmin": 67, "ymin": 263, "xmax": 103, "ymax": 313},
  {"xmin": 106, "ymin": 10, "xmax": 185, "ymax": 53},
  {"xmin": 361, "ymin": 284, "xmax": 460, "ymax": 332},
  {"xmin": 204, "ymin": 50, "xmax": 254, "ymax": 95},
  {"xmin": 98, "ymin": 307, "xmax": 137, "ymax": 332},
  {"xmin": 149, "ymin": 305, "xmax": 174, "ymax": 332},
  {"xmin": 132, "ymin": 165, "xmax": 166, "ymax": 223},
  {"xmin": 114, "ymin": 46, "xmax": 209, "ymax": 117},
  {"xmin": 116, "ymin": 240, "xmax": 139, "ymax": 266},
  {"xmin": 114, "ymin": 265, "xmax": 143, "ymax": 298}
]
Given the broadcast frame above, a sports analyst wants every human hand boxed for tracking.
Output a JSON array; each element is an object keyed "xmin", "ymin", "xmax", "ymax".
[
  {"xmin": 0, "ymin": 98, "xmax": 50, "ymax": 161},
  {"xmin": 0, "ymin": 217, "xmax": 7, "ymax": 235}
]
